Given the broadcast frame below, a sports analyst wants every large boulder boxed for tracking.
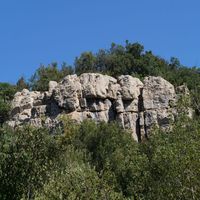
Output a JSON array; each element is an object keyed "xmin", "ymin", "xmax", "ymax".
[
  {"xmin": 141, "ymin": 76, "xmax": 177, "ymax": 134},
  {"xmin": 143, "ymin": 76, "xmax": 176, "ymax": 110},
  {"xmin": 80, "ymin": 73, "xmax": 120, "ymax": 99},
  {"xmin": 118, "ymin": 75, "xmax": 143, "ymax": 100},
  {"xmin": 53, "ymin": 75, "xmax": 81, "ymax": 111},
  {"xmin": 11, "ymin": 89, "xmax": 43, "ymax": 117}
]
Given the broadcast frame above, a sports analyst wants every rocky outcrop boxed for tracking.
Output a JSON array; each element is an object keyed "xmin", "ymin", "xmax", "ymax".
[{"xmin": 8, "ymin": 73, "xmax": 192, "ymax": 141}]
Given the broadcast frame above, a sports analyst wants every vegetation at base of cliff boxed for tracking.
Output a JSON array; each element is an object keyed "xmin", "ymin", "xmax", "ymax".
[{"xmin": 0, "ymin": 117, "xmax": 199, "ymax": 199}]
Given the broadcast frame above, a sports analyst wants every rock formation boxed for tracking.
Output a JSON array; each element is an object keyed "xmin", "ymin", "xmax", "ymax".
[{"xmin": 8, "ymin": 73, "xmax": 191, "ymax": 141}]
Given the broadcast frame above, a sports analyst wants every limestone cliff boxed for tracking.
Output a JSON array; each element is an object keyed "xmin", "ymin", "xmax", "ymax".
[{"xmin": 8, "ymin": 73, "xmax": 192, "ymax": 141}]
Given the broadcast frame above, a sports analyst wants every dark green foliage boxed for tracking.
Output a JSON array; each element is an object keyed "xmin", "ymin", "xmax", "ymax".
[
  {"xmin": 0, "ymin": 126, "xmax": 62, "ymax": 200},
  {"xmin": 0, "ymin": 117, "xmax": 200, "ymax": 199},
  {"xmin": 140, "ymin": 117, "xmax": 200, "ymax": 199},
  {"xmin": 191, "ymin": 86, "xmax": 200, "ymax": 115},
  {"xmin": 70, "ymin": 121, "xmax": 149, "ymax": 198},
  {"xmin": 30, "ymin": 62, "xmax": 74, "ymax": 91},
  {"xmin": 0, "ymin": 101, "xmax": 10, "ymax": 126},
  {"xmin": 16, "ymin": 76, "xmax": 29, "ymax": 91},
  {"xmin": 75, "ymin": 52, "xmax": 97, "ymax": 75},
  {"xmin": 0, "ymin": 83, "xmax": 16, "ymax": 125},
  {"xmin": 75, "ymin": 41, "xmax": 170, "ymax": 77},
  {"xmin": 0, "ymin": 122, "xmax": 126, "ymax": 200},
  {"xmin": 0, "ymin": 82, "xmax": 16, "ymax": 102},
  {"xmin": 34, "ymin": 147, "xmax": 123, "ymax": 200}
]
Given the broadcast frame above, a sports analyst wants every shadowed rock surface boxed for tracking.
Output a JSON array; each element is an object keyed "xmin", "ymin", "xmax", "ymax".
[{"xmin": 8, "ymin": 73, "xmax": 191, "ymax": 141}]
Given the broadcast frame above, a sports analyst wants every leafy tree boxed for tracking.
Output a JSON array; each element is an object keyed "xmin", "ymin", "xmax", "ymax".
[
  {"xmin": 60, "ymin": 62, "xmax": 74, "ymax": 77},
  {"xmin": 0, "ymin": 82, "xmax": 16, "ymax": 102},
  {"xmin": 0, "ymin": 122, "xmax": 126, "ymax": 200},
  {"xmin": 141, "ymin": 117, "xmax": 200, "ymax": 199},
  {"xmin": 0, "ymin": 101, "xmax": 10, "ymax": 126},
  {"xmin": 169, "ymin": 57, "xmax": 181, "ymax": 70},
  {"xmin": 16, "ymin": 76, "xmax": 29, "ymax": 91},
  {"xmin": 70, "ymin": 121, "xmax": 149, "ymax": 199},
  {"xmin": 34, "ymin": 147, "xmax": 123, "ymax": 200},
  {"xmin": 75, "ymin": 52, "xmax": 97, "ymax": 75},
  {"xmin": 125, "ymin": 41, "xmax": 144, "ymax": 58},
  {"xmin": 0, "ymin": 126, "xmax": 61, "ymax": 200},
  {"xmin": 30, "ymin": 62, "xmax": 73, "ymax": 91}
]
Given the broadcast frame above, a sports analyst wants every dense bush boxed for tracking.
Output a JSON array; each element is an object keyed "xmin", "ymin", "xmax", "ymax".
[
  {"xmin": 0, "ymin": 123, "xmax": 127, "ymax": 200},
  {"xmin": 140, "ymin": 117, "xmax": 200, "ymax": 199},
  {"xmin": 34, "ymin": 147, "xmax": 123, "ymax": 200},
  {"xmin": 70, "ymin": 121, "xmax": 150, "ymax": 199},
  {"xmin": 0, "ymin": 126, "xmax": 62, "ymax": 200},
  {"xmin": 0, "ymin": 83, "xmax": 16, "ymax": 125},
  {"xmin": 0, "ymin": 117, "xmax": 200, "ymax": 199}
]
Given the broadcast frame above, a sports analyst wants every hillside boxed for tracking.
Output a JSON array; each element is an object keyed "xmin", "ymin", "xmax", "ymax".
[{"xmin": 0, "ymin": 42, "xmax": 200, "ymax": 199}]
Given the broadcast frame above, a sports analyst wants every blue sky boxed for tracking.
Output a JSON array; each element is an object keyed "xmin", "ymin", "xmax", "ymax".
[{"xmin": 0, "ymin": 0, "xmax": 200, "ymax": 83}]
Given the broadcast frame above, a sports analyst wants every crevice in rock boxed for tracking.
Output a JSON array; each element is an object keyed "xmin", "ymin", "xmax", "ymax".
[
  {"xmin": 138, "ymin": 88, "xmax": 144, "ymax": 112},
  {"xmin": 136, "ymin": 117, "xmax": 141, "ymax": 142},
  {"xmin": 108, "ymin": 99, "xmax": 116, "ymax": 122},
  {"xmin": 45, "ymin": 93, "xmax": 62, "ymax": 118},
  {"xmin": 137, "ymin": 88, "xmax": 147, "ymax": 141}
]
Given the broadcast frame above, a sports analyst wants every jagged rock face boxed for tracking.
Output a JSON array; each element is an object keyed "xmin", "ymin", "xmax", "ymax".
[
  {"xmin": 8, "ymin": 73, "xmax": 191, "ymax": 141},
  {"xmin": 141, "ymin": 76, "xmax": 177, "ymax": 136}
]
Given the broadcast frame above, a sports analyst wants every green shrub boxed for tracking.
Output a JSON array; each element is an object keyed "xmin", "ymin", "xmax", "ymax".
[
  {"xmin": 141, "ymin": 117, "xmax": 200, "ymax": 200},
  {"xmin": 34, "ymin": 147, "xmax": 123, "ymax": 200},
  {"xmin": 0, "ymin": 126, "xmax": 61, "ymax": 200},
  {"xmin": 71, "ymin": 121, "xmax": 150, "ymax": 199}
]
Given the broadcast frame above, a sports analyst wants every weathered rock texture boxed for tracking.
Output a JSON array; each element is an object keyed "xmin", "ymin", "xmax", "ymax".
[{"xmin": 8, "ymin": 73, "xmax": 191, "ymax": 141}]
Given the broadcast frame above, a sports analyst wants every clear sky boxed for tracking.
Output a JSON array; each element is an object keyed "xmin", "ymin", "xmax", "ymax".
[{"xmin": 0, "ymin": 0, "xmax": 200, "ymax": 83}]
